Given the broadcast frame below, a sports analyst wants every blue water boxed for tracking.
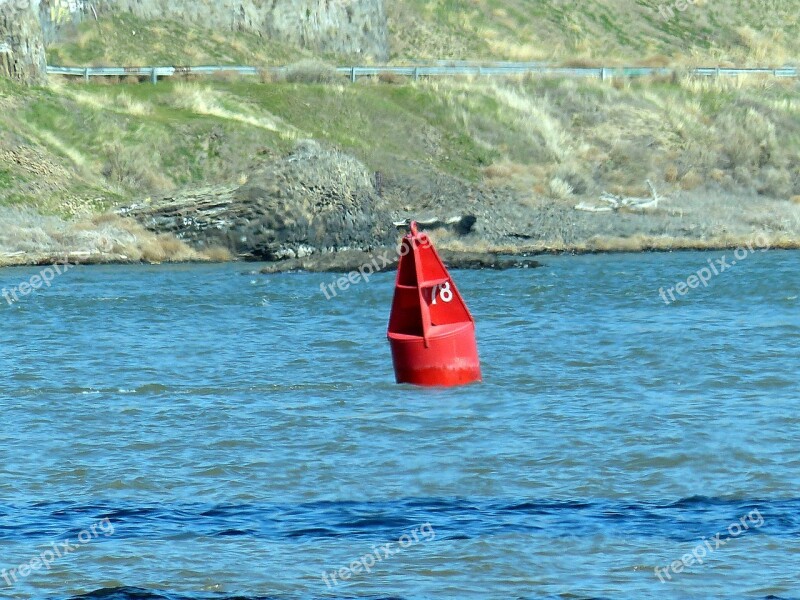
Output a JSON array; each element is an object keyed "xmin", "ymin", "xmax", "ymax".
[{"xmin": 1, "ymin": 250, "xmax": 799, "ymax": 599}]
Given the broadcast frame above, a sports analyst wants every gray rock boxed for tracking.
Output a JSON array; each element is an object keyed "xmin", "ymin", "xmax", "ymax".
[
  {"xmin": 0, "ymin": 0, "xmax": 47, "ymax": 85},
  {"xmin": 121, "ymin": 141, "xmax": 395, "ymax": 260},
  {"xmin": 46, "ymin": 0, "xmax": 388, "ymax": 60}
]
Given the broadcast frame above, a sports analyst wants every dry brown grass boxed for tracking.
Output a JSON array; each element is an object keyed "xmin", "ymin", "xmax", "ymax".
[
  {"xmin": 417, "ymin": 75, "xmax": 800, "ymax": 208},
  {"xmin": 560, "ymin": 58, "xmax": 606, "ymax": 68},
  {"xmin": 258, "ymin": 68, "xmax": 275, "ymax": 84},
  {"xmin": 664, "ymin": 165, "xmax": 679, "ymax": 183},
  {"xmin": 378, "ymin": 71, "xmax": 405, "ymax": 85},
  {"xmin": 483, "ymin": 161, "xmax": 529, "ymax": 183},
  {"xmin": 569, "ymin": 233, "xmax": 800, "ymax": 254},
  {"xmin": 202, "ymin": 245, "xmax": 235, "ymax": 262},
  {"xmin": 389, "ymin": 0, "xmax": 800, "ymax": 67},
  {"xmin": 166, "ymin": 83, "xmax": 300, "ymax": 139},
  {"xmin": 283, "ymin": 60, "xmax": 343, "ymax": 84},
  {"xmin": 115, "ymin": 92, "xmax": 153, "ymax": 116},
  {"xmin": 639, "ymin": 55, "xmax": 673, "ymax": 68},
  {"xmin": 547, "ymin": 177, "xmax": 574, "ymax": 200},
  {"xmin": 101, "ymin": 142, "xmax": 174, "ymax": 193},
  {"xmin": 679, "ymin": 170, "xmax": 704, "ymax": 191},
  {"xmin": 210, "ymin": 70, "xmax": 248, "ymax": 83},
  {"xmin": 0, "ymin": 209, "xmax": 203, "ymax": 264}
]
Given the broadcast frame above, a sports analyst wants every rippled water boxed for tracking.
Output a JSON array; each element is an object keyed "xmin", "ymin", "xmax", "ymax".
[{"xmin": 1, "ymin": 250, "xmax": 799, "ymax": 599}]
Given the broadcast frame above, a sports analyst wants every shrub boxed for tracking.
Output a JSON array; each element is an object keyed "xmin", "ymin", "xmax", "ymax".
[
  {"xmin": 547, "ymin": 177, "xmax": 574, "ymax": 199},
  {"xmin": 101, "ymin": 142, "xmax": 173, "ymax": 193},
  {"xmin": 284, "ymin": 60, "xmax": 343, "ymax": 84},
  {"xmin": 258, "ymin": 68, "xmax": 275, "ymax": 84},
  {"xmin": 203, "ymin": 245, "xmax": 234, "ymax": 262},
  {"xmin": 378, "ymin": 71, "xmax": 404, "ymax": 85},
  {"xmin": 116, "ymin": 92, "xmax": 152, "ymax": 116},
  {"xmin": 210, "ymin": 70, "xmax": 246, "ymax": 83}
]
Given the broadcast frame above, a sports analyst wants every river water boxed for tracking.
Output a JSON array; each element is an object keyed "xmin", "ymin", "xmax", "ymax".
[{"xmin": 1, "ymin": 250, "xmax": 798, "ymax": 599}]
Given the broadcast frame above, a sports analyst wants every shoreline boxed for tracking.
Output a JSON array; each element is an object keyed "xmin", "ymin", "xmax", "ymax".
[{"xmin": 3, "ymin": 240, "xmax": 800, "ymax": 272}]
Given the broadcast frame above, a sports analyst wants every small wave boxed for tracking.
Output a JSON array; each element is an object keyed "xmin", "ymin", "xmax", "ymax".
[
  {"xmin": 1, "ymin": 496, "xmax": 792, "ymax": 543},
  {"xmin": 67, "ymin": 587, "xmax": 400, "ymax": 600}
]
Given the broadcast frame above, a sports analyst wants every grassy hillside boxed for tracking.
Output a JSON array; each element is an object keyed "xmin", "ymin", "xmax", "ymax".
[
  {"xmin": 45, "ymin": 13, "xmax": 315, "ymax": 67},
  {"xmin": 389, "ymin": 0, "xmax": 799, "ymax": 65},
  {"xmin": 2, "ymin": 73, "xmax": 798, "ymax": 213},
  {"xmin": 47, "ymin": 1, "xmax": 800, "ymax": 67}
]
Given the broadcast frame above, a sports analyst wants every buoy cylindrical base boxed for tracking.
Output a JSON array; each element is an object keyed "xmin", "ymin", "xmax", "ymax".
[{"xmin": 389, "ymin": 323, "xmax": 481, "ymax": 387}]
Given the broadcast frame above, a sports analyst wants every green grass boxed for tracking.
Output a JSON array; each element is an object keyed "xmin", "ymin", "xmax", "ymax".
[
  {"xmin": 0, "ymin": 168, "xmax": 16, "ymax": 190},
  {"xmin": 45, "ymin": 1, "xmax": 799, "ymax": 69},
  {"xmin": 1, "ymin": 76, "xmax": 503, "ymax": 211},
  {"xmin": 388, "ymin": 0, "xmax": 800, "ymax": 65},
  {"xmin": 1, "ymin": 71, "xmax": 799, "ymax": 219}
]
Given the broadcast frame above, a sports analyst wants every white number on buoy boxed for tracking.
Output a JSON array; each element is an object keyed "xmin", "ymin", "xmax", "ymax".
[{"xmin": 431, "ymin": 281, "xmax": 453, "ymax": 305}]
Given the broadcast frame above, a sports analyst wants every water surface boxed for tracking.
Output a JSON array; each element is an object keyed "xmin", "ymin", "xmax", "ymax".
[{"xmin": 1, "ymin": 250, "xmax": 798, "ymax": 599}]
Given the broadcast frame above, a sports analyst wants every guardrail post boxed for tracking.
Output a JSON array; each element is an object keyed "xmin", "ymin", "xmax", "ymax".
[
  {"xmin": 350, "ymin": 67, "xmax": 356, "ymax": 83},
  {"xmin": 715, "ymin": 67, "xmax": 720, "ymax": 77},
  {"xmin": 413, "ymin": 67, "xmax": 419, "ymax": 81},
  {"xmin": 151, "ymin": 68, "xmax": 158, "ymax": 85},
  {"xmin": 601, "ymin": 67, "xmax": 607, "ymax": 81},
  {"xmin": 84, "ymin": 67, "xmax": 89, "ymax": 83}
]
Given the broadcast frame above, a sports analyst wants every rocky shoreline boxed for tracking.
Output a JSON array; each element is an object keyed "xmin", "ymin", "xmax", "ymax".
[
  {"xmin": 257, "ymin": 249, "xmax": 541, "ymax": 274},
  {"xmin": 3, "ymin": 139, "xmax": 800, "ymax": 271},
  {"xmin": 6, "ymin": 239, "xmax": 800, "ymax": 272}
]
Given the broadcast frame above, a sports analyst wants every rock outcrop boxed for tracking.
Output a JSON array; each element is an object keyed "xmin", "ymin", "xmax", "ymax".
[
  {"xmin": 41, "ymin": 0, "xmax": 389, "ymax": 60},
  {"xmin": 3, "ymin": 0, "xmax": 389, "ymax": 83},
  {"xmin": 120, "ymin": 141, "xmax": 395, "ymax": 260},
  {"xmin": 0, "ymin": 0, "xmax": 47, "ymax": 85}
]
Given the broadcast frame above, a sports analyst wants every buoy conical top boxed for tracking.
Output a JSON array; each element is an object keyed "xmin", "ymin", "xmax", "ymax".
[{"xmin": 387, "ymin": 222, "xmax": 481, "ymax": 386}]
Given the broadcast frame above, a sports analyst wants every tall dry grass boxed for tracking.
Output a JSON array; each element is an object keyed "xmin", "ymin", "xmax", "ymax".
[
  {"xmin": 0, "ymin": 209, "xmax": 228, "ymax": 264},
  {"xmin": 166, "ymin": 83, "xmax": 301, "ymax": 139},
  {"xmin": 425, "ymin": 75, "xmax": 799, "ymax": 203},
  {"xmin": 282, "ymin": 61, "xmax": 344, "ymax": 84}
]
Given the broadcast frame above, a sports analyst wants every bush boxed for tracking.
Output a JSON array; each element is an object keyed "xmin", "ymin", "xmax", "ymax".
[
  {"xmin": 258, "ymin": 68, "xmax": 275, "ymax": 84},
  {"xmin": 547, "ymin": 177, "xmax": 574, "ymax": 199},
  {"xmin": 284, "ymin": 60, "xmax": 343, "ymax": 84},
  {"xmin": 378, "ymin": 71, "xmax": 404, "ymax": 85},
  {"xmin": 210, "ymin": 70, "xmax": 247, "ymax": 83},
  {"xmin": 203, "ymin": 245, "xmax": 234, "ymax": 262},
  {"xmin": 101, "ymin": 142, "xmax": 173, "ymax": 193}
]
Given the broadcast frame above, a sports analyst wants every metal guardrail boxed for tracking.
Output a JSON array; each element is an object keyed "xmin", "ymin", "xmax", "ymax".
[{"xmin": 46, "ymin": 63, "xmax": 800, "ymax": 84}]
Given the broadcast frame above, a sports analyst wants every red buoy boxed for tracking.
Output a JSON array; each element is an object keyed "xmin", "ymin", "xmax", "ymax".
[{"xmin": 387, "ymin": 222, "xmax": 482, "ymax": 386}]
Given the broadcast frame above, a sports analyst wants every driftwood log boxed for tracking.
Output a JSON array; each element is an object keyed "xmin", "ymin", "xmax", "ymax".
[
  {"xmin": 393, "ymin": 216, "xmax": 477, "ymax": 235},
  {"xmin": 575, "ymin": 180, "xmax": 663, "ymax": 213}
]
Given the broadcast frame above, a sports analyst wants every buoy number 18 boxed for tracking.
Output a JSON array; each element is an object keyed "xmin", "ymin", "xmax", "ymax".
[{"xmin": 431, "ymin": 281, "xmax": 454, "ymax": 305}]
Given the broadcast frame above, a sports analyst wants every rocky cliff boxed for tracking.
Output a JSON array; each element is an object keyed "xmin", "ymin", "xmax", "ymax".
[
  {"xmin": 38, "ymin": 0, "xmax": 388, "ymax": 60},
  {"xmin": 0, "ymin": 0, "xmax": 47, "ymax": 84}
]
